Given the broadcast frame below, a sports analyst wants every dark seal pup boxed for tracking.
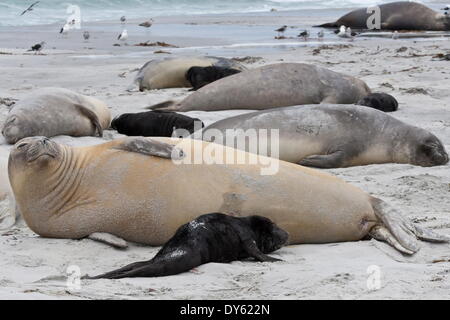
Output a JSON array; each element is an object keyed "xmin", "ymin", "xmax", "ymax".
[
  {"xmin": 86, "ymin": 213, "xmax": 289, "ymax": 279},
  {"xmin": 357, "ymin": 92, "xmax": 398, "ymax": 112},
  {"xmin": 316, "ymin": 2, "xmax": 450, "ymax": 31},
  {"xmin": 111, "ymin": 110, "xmax": 204, "ymax": 137},
  {"xmin": 186, "ymin": 66, "xmax": 242, "ymax": 91}
]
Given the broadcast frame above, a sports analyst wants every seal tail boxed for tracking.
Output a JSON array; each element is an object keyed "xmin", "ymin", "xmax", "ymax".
[
  {"xmin": 145, "ymin": 100, "xmax": 179, "ymax": 111},
  {"xmin": 314, "ymin": 22, "xmax": 337, "ymax": 28},
  {"xmin": 85, "ymin": 254, "xmax": 200, "ymax": 279},
  {"xmin": 369, "ymin": 197, "xmax": 450, "ymax": 255}
]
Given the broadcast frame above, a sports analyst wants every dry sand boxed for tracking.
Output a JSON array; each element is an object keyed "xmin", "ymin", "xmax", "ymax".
[{"xmin": 0, "ymin": 14, "xmax": 449, "ymax": 299}]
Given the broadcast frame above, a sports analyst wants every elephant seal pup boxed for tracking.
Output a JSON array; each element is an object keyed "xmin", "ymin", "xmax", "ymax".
[
  {"xmin": 202, "ymin": 104, "xmax": 448, "ymax": 168},
  {"xmin": 134, "ymin": 56, "xmax": 247, "ymax": 91},
  {"xmin": 186, "ymin": 66, "xmax": 242, "ymax": 91},
  {"xmin": 111, "ymin": 110, "xmax": 204, "ymax": 137},
  {"xmin": 8, "ymin": 136, "xmax": 450, "ymax": 255},
  {"xmin": 357, "ymin": 92, "xmax": 398, "ymax": 112},
  {"xmin": 2, "ymin": 87, "xmax": 111, "ymax": 144},
  {"xmin": 316, "ymin": 2, "xmax": 450, "ymax": 31},
  {"xmin": 86, "ymin": 213, "xmax": 288, "ymax": 279},
  {"xmin": 150, "ymin": 63, "xmax": 396, "ymax": 112}
]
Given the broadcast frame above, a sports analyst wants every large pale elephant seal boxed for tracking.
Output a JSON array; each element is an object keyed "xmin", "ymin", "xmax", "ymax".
[
  {"xmin": 150, "ymin": 63, "xmax": 396, "ymax": 112},
  {"xmin": 134, "ymin": 56, "xmax": 247, "ymax": 91},
  {"xmin": 316, "ymin": 1, "xmax": 450, "ymax": 31},
  {"xmin": 8, "ymin": 136, "xmax": 450, "ymax": 255},
  {"xmin": 2, "ymin": 88, "xmax": 111, "ymax": 144},
  {"xmin": 201, "ymin": 104, "xmax": 449, "ymax": 168},
  {"xmin": 87, "ymin": 213, "xmax": 288, "ymax": 279}
]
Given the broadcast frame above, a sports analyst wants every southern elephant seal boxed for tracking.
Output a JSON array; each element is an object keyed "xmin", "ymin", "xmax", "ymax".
[
  {"xmin": 87, "ymin": 213, "xmax": 288, "ymax": 279},
  {"xmin": 111, "ymin": 110, "xmax": 204, "ymax": 138},
  {"xmin": 2, "ymin": 88, "xmax": 111, "ymax": 144},
  {"xmin": 150, "ymin": 63, "xmax": 397, "ymax": 112},
  {"xmin": 186, "ymin": 66, "xmax": 242, "ymax": 91},
  {"xmin": 8, "ymin": 136, "xmax": 450, "ymax": 255},
  {"xmin": 201, "ymin": 104, "xmax": 448, "ymax": 168},
  {"xmin": 134, "ymin": 56, "xmax": 247, "ymax": 91},
  {"xmin": 316, "ymin": 1, "xmax": 450, "ymax": 31}
]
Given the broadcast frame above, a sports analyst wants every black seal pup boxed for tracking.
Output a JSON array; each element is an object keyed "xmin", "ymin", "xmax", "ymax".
[
  {"xmin": 86, "ymin": 213, "xmax": 289, "ymax": 279},
  {"xmin": 111, "ymin": 110, "xmax": 204, "ymax": 137},
  {"xmin": 357, "ymin": 93, "xmax": 398, "ymax": 112},
  {"xmin": 186, "ymin": 66, "xmax": 242, "ymax": 91}
]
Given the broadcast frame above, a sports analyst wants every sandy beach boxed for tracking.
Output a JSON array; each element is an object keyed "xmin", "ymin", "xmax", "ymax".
[{"xmin": 0, "ymin": 10, "xmax": 450, "ymax": 300}]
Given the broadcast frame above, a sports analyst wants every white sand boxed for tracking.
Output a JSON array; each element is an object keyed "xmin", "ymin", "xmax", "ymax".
[{"xmin": 0, "ymin": 14, "xmax": 450, "ymax": 299}]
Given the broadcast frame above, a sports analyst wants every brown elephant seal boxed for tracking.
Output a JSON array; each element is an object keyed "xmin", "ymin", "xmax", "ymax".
[
  {"xmin": 2, "ymin": 88, "xmax": 111, "ymax": 144},
  {"xmin": 86, "ymin": 213, "xmax": 288, "ymax": 279},
  {"xmin": 200, "ymin": 104, "xmax": 448, "ymax": 168},
  {"xmin": 317, "ymin": 2, "xmax": 450, "ymax": 31},
  {"xmin": 8, "ymin": 136, "xmax": 450, "ymax": 255},
  {"xmin": 134, "ymin": 56, "xmax": 247, "ymax": 91},
  {"xmin": 150, "ymin": 63, "xmax": 396, "ymax": 112}
]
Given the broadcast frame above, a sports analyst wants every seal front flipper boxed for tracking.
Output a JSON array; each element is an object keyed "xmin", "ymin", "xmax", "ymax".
[
  {"xmin": 243, "ymin": 239, "xmax": 282, "ymax": 262},
  {"xmin": 73, "ymin": 104, "xmax": 103, "ymax": 137},
  {"xmin": 87, "ymin": 232, "xmax": 128, "ymax": 249},
  {"xmin": 113, "ymin": 137, "xmax": 185, "ymax": 160},
  {"xmin": 298, "ymin": 151, "xmax": 346, "ymax": 168}
]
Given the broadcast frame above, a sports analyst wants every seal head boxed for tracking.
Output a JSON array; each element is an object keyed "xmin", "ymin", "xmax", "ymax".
[
  {"xmin": 357, "ymin": 93, "xmax": 398, "ymax": 112},
  {"xmin": 409, "ymin": 132, "xmax": 449, "ymax": 167},
  {"xmin": 9, "ymin": 136, "xmax": 61, "ymax": 167}
]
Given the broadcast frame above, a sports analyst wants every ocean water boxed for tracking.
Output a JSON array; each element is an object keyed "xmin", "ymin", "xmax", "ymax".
[{"xmin": 0, "ymin": 0, "xmax": 445, "ymax": 26}]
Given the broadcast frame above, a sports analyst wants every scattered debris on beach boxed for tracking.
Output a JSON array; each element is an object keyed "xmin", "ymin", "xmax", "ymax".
[
  {"xmin": 135, "ymin": 41, "xmax": 178, "ymax": 48},
  {"xmin": 231, "ymin": 56, "xmax": 263, "ymax": 64},
  {"xmin": 0, "ymin": 97, "xmax": 17, "ymax": 108},
  {"xmin": 154, "ymin": 50, "xmax": 171, "ymax": 54},
  {"xmin": 432, "ymin": 53, "xmax": 450, "ymax": 61},
  {"xmin": 312, "ymin": 44, "xmax": 352, "ymax": 55},
  {"xmin": 401, "ymin": 87, "xmax": 429, "ymax": 95}
]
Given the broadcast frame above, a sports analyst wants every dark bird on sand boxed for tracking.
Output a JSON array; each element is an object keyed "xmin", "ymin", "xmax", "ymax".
[
  {"xmin": 298, "ymin": 30, "xmax": 309, "ymax": 40},
  {"xmin": 27, "ymin": 41, "xmax": 45, "ymax": 54},
  {"xmin": 139, "ymin": 19, "xmax": 154, "ymax": 28},
  {"xmin": 20, "ymin": 1, "xmax": 39, "ymax": 16},
  {"xmin": 275, "ymin": 25, "xmax": 287, "ymax": 36}
]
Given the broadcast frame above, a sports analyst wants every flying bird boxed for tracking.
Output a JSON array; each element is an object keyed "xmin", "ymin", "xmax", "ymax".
[
  {"xmin": 139, "ymin": 19, "xmax": 154, "ymax": 28},
  {"xmin": 20, "ymin": 1, "xmax": 39, "ymax": 16},
  {"xmin": 275, "ymin": 25, "xmax": 287, "ymax": 36},
  {"xmin": 27, "ymin": 41, "xmax": 45, "ymax": 54}
]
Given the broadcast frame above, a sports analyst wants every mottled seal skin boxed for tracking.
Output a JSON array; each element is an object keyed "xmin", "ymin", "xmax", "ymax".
[
  {"xmin": 151, "ymin": 63, "xmax": 373, "ymax": 112},
  {"xmin": 134, "ymin": 56, "xmax": 247, "ymax": 91},
  {"xmin": 86, "ymin": 213, "xmax": 288, "ymax": 279},
  {"xmin": 111, "ymin": 110, "xmax": 204, "ymax": 137},
  {"xmin": 202, "ymin": 104, "xmax": 448, "ymax": 168},
  {"xmin": 186, "ymin": 66, "xmax": 242, "ymax": 91},
  {"xmin": 8, "ymin": 136, "xmax": 450, "ymax": 255},
  {"xmin": 2, "ymin": 87, "xmax": 111, "ymax": 144},
  {"xmin": 357, "ymin": 93, "xmax": 398, "ymax": 112},
  {"xmin": 317, "ymin": 1, "xmax": 450, "ymax": 31}
]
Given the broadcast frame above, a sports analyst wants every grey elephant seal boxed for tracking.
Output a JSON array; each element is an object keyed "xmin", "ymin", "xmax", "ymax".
[
  {"xmin": 134, "ymin": 56, "xmax": 247, "ymax": 91},
  {"xmin": 202, "ymin": 104, "xmax": 448, "ymax": 168},
  {"xmin": 8, "ymin": 136, "xmax": 450, "ymax": 255},
  {"xmin": 2, "ymin": 88, "xmax": 111, "ymax": 144},
  {"xmin": 317, "ymin": 2, "xmax": 450, "ymax": 31},
  {"xmin": 87, "ymin": 213, "xmax": 288, "ymax": 279},
  {"xmin": 150, "ymin": 63, "xmax": 396, "ymax": 112}
]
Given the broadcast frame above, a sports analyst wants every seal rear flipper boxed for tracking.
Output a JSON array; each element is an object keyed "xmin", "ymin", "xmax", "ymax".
[
  {"xmin": 298, "ymin": 151, "xmax": 346, "ymax": 168},
  {"xmin": 243, "ymin": 239, "xmax": 282, "ymax": 262},
  {"xmin": 113, "ymin": 137, "xmax": 185, "ymax": 160},
  {"xmin": 87, "ymin": 233, "xmax": 128, "ymax": 249},
  {"xmin": 73, "ymin": 104, "xmax": 103, "ymax": 137},
  {"xmin": 411, "ymin": 225, "xmax": 450, "ymax": 243},
  {"xmin": 145, "ymin": 100, "xmax": 179, "ymax": 111},
  {"xmin": 369, "ymin": 225, "xmax": 415, "ymax": 255}
]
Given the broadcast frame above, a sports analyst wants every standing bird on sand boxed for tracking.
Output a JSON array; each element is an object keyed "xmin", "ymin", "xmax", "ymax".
[
  {"xmin": 20, "ymin": 1, "xmax": 39, "ymax": 16},
  {"xmin": 298, "ymin": 30, "xmax": 309, "ymax": 41},
  {"xmin": 317, "ymin": 30, "xmax": 324, "ymax": 41},
  {"xmin": 120, "ymin": 16, "xmax": 126, "ymax": 25},
  {"xmin": 336, "ymin": 25, "xmax": 346, "ymax": 37},
  {"xmin": 139, "ymin": 19, "xmax": 154, "ymax": 28},
  {"xmin": 275, "ymin": 25, "xmax": 287, "ymax": 36},
  {"xmin": 60, "ymin": 23, "xmax": 70, "ymax": 37},
  {"xmin": 28, "ymin": 41, "xmax": 45, "ymax": 54},
  {"xmin": 83, "ymin": 31, "xmax": 90, "ymax": 42},
  {"xmin": 392, "ymin": 30, "xmax": 399, "ymax": 40},
  {"xmin": 345, "ymin": 27, "xmax": 356, "ymax": 40},
  {"xmin": 118, "ymin": 29, "xmax": 128, "ymax": 44}
]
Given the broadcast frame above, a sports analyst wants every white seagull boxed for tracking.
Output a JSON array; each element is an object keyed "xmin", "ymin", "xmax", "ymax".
[
  {"xmin": 118, "ymin": 29, "xmax": 128, "ymax": 44},
  {"xmin": 392, "ymin": 30, "xmax": 399, "ymax": 40},
  {"xmin": 336, "ymin": 25, "xmax": 346, "ymax": 38},
  {"xmin": 60, "ymin": 23, "xmax": 70, "ymax": 37},
  {"xmin": 317, "ymin": 30, "xmax": 324, "ymax": 40}
]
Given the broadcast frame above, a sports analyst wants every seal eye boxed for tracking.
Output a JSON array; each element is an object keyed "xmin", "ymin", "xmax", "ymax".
[{"xmin": 17, "ymin": 142, "xmax": 28, "ymax": 149}]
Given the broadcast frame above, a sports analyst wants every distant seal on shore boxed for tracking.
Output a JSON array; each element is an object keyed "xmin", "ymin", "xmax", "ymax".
[
  {"xmin": 134, "ymin": 56, "xmax": 247, "ymax": 91},
  {"xmin": 186, "ymin": 66, "xmax": 242, "ymax": 91},
  {"xmin": 316, "ymin": 2, "xmax": 450, "ymax": 31},
  {"xmin": 86, "ymin": 213, "xmax": 288, "ymax": 279},
  {"xmin": 9, "ymin": 136, "xmax": 450, "ymax": 255},
  {"xmin": 202, "ymin": 104, "xmax": 448, "ymax": 168},
  {"xmin": 150, "ymin": 63, "xmax": 397, "ymax": 112},
  {"xmin": 2, "ymin": 88, "xmax": 111, "ymax": 144},
  {"xmin": 111, "ymin": 110, "xmax": 204, "ymax": 137}
]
